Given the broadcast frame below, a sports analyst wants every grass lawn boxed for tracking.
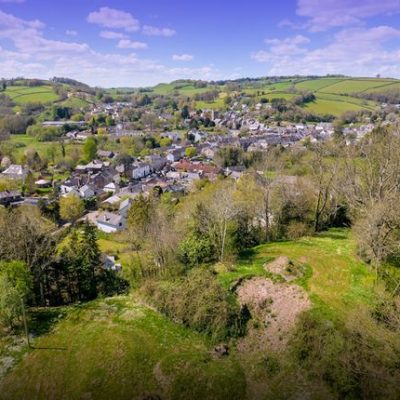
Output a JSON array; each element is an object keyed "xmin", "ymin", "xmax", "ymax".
[
  {"xmin": 219, "ymin": 229, "xmax": 375, "ymax": 315},
  {"xmin": 0, "ymin": 229, "xmax": 388, "ymax": 400},
  {"xmin": 0, "ymin": 297, "xmax": 246, "ymax": 400},
  {"xmin": 97, "ymin": 232, "xmax": 137, "ymax": 267},
  {"xmin": 4, "ymin": 85, "xmax": 59, "ymax": 104},
  {"xmin": 7, "ymin": 134, "xmax": 82, "ymax": 162},
  {"xmin": 318, "ymin": 79, "xmax": 398, "ymax": 94},
  {"xmin": 294, "ymin": 78, "xmax": 345, "ymax": 92},
  {"xmin": 303, "ymin": 97, "xmax": 368, "ymax": 116}
]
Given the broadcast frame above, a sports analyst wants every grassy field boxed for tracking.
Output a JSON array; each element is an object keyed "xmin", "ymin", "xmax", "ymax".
[
  {"xmin": 317, "ymin": 79, "xmax": 398, "ymax": 94},
  {"xmin": 6, "ymin": 134, "xmax": 82, "ymax": 163},
  {"xmin": 219, "ymin": 229, "xmax": 375, "ymax": 314},
  {"xmin": 0, "ymin": 229, "xmax": 384, "ymax": 400},
  {"xmin": 0, "ymin": 297, "xmax": 246, "ymax": 400},
  {"xmin": 4, "ymin": 85, "xmax": 59, "ymax": 104},
  {"xmin": 304, "ymin": 97, "xmax": 368, "ymax": 115},
  {"xmin": 294, "ymin": 78, "xmax": 345, "ymax": 91}
]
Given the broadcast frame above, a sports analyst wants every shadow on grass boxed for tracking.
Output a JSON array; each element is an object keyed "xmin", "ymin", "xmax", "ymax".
[
  {"xmin": 27, "ymin": 309, "xmax": 68, "ymax": 351},
  {"xmin": 29, "ymin": 308, "xmax": 66, "ymax": 337},
  {"xmin": 31, "ymin": 345, "xmax": 67, "ymax": 351}
]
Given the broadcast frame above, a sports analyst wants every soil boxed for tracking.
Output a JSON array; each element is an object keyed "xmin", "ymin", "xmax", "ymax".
[
  {"xmin": 264, "ymin": 256, "xmax": 305, "ymax": 281},
  {"xmin": 237, "ymin": 277, "xmax": 310, "ymax": 351}
]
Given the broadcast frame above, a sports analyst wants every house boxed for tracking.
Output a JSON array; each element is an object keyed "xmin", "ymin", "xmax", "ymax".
[
  {"xmin": 132, "ymin": 161, "xmax": 151, "ymax": 180},
  {"xmin": 166, "ymin": 147, "xmax": 186, "ymax": 162},
  {"xmin": 102, "ymin": 194, "xmax": 121, "ymax": 206},
  {"xmin": 102, "ymin": 255, "xmax": 122, "ymax": 272},
  {"xmin": 76, "ymin": 131, "xmax": 93, "ymax": 141},
  {"xmin": 35, "ymin": 179, "xmax": 51, "ymax": 188},
  {"xmin": 189, "ymin": 129, "xmax": 208, "ymax": 143},
  {"xmin": 0, "ymin": 190, "xmax": 22, "ymax": 206},
  {"xmin": 119, "ymin": 198, "xmax": 133, "ymax": 218},
  {"xmin": 144, "ymin": 155, "xmax": 167, "ymax": 172},
  {"xmin": 79, "ymin": 184, "xmax": 96, "ymax": 199},
  {"xmin": 96, "ymin": 212, "xmax": 125, "ymax": 233},
  {"xmin": 60, "ymin": 177, "xmax": 81, "ymax": 196},
  {"xmin": 103, "ymin": 182, "xmax": 119, "ymax": 194},
  {"xmin": 97, "ymin": 150, "xmax": 115, "ymax": 159},
  {"xmin": 161, "ymin": 132, "xmax": 180, "ymax": 142},
  {"xmin": 85, "ymin": 160, "xmax": 106, "ymax": 173},
  {"xmin": 1, "ymin": 164, "xmax": 28, "ymax": 180}
]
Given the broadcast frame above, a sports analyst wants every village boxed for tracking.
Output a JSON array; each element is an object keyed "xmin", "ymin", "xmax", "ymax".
[{"xmin": 0, "ymin": 96, "xmax": 377, "ymax": 241}]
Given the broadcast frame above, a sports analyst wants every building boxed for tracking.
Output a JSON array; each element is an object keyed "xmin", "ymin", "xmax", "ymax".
[
  {"xmin": 132, "ymin": 161, "xmax": 151, "ymax": 180},
  {"xmin": 96, "ymin": 212, "xmax": 125, "ymax": 233},
  {"xmin": 1, "ymin": 164, "xmax": 28, "ymax": 180},
  {"xmin": 0, "ymin": 190, "xmax": 22, "ymax": 206}
]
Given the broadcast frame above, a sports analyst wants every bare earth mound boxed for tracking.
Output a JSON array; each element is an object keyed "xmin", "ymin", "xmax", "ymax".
[
  {"xmin": 264, "ymin": 256, "xmax": 305, "ymax": 281},
  {"xmin": 237, "ymin": 277, "xmax": 310, "ymax": 351}
]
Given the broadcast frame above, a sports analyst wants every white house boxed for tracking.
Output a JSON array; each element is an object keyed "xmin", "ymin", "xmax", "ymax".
[
  {"xmin": 79, "ymin": 184, "xmax": 96, "ymax": 199},
  {"xmin": 103, "ymin": 182, "xmax": 119, "ymax": 194},
  {"xmin": 96, "ymin": 212, "xmax": 125, "ymax": 233},
  {"xmin": 119, "ymin": 198, "xmax": 133, "ymax": 218},
  {"xmin": 1, "ymin": 164, "xmax": 28, "ymax": 180},
  {"xmin": 132, "ymin": 162, "xmax": 151, "ymax": 180}
]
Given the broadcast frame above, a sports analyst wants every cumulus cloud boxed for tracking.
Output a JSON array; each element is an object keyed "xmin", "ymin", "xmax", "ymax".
[
  {"xmin": 142, "ymin": 25, "xmax": 176, "ymax": 37},
  {"xmin": 252, "ymin": 26, "xmax": 400, "ymax": 77},
  {"xmin": 296, "ymin": 0, "xmax": 400, "ymax": 31},
  {"xmin": 87, "ymin": 7, "xmax": 140, "ymax": 32},
  {"xmin": 99, "ymin": 30, "xmax": 128, "ymax": 40},
  {"xmin": 0, "ymin": 10, "xmax": 221, "ymax": 86},
  {"xmin": 172, "ymin": 54, "xmax": 194, "ymax": 61},
  {"xmin": 117, "ymin": 39, "xmax": 148, "ymax": 49}
]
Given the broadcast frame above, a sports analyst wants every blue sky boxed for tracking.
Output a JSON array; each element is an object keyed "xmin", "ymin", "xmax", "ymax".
[{"xmin": 0, "ymin": 0, "xmax": 400, "ymax": 87}]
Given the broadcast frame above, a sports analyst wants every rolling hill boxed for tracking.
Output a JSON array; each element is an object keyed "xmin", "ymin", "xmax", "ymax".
[{"xmin": 2, "ymin": 229, "xmax": 398, "ymax": 400}]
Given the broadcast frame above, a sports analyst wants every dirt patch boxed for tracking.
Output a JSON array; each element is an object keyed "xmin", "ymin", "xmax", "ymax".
[
  {"xmin": 0, "ymin": 356, "xmax": 15, "ymax": 378},
  {"xmin": 153, "ymin": 361, "xmax": 171, "ymax": 392},
  {"xmin": 264, "ymin": 256, "xmax": 305, "ymax": 281},
  {"xmin": 237, "ymin": 277, "xmax": 310, "ymax": 351}
]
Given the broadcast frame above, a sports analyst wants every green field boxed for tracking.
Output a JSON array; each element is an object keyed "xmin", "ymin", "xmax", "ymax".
[
  {"xmin": 152, "ymin": 82, "xmax": 214, "ymax": 95},
  {"xmin": 1, "ymin": 229, "xmax": 391, "ymax": 400},
  {"xmin": 6, "ymin": 134, "xmax": 82, "ymax": 163},
  {"xmin": 4, "ymin": 85, "xmax": 59, "ymax": 104},
  {"xmin": 317, "ymin": 79, "xmax": 398, "ymax": 94},
  {"xmin": 304, "ymin": 98, "xmax": 368, "ymax": 115},
  {"xmin": 294, "ymin": 78, "xmax": 345, "ymax": 91}
]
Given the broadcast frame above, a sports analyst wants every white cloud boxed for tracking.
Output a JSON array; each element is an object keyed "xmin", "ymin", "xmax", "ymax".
[
  {"xmin": 296, "ymin": 0, "xmax": 400, "ymax": 31},
  {"xmin": 0, "ymin": 11, "xmax": 221, "ymax": 86},
  {"xmin": 65, "ymin": 30, "xmax": 77, "ymax": 36},
  {"xmin": 142, "ymin": 25, "xmax": 176, "ymax": 37},
  {"xmin": 117, "ymin": 39, "xmax": 148, "ymax": 49},
  {"xmin": 172, "ymin": 54, "xmax": 194, "ymax": 61},
  {"xmin": 99, "ymin": 30, "xmax": 128, "ymax": 40},
  {"xmin": 252, "ymin": 26, "xmax": 400, "ymax": 78},
  {"xmin": 87, "ymin": 7, "xmax": 140, "ymax": 32}
]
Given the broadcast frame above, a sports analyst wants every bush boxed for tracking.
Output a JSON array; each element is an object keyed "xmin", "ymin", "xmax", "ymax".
[
  {"xmin": 286, "ymin": 221, "xmax": 311, "ymax": 241},
  {"xmin": 290, "ymin": 310, "xmax": 400, "ymax": 399},
  {"xmin": 141, "ymin": 268, "xmax": 249, "ymax": 341}
]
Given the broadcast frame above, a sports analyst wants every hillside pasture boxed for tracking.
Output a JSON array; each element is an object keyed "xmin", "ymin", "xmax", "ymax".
[
  {"xmin": 318, "ymin": 79, "xmax": 398, "ymax": 95},
  {"xmin": 294, "ymin": 78, "xmax": 345, "ymax": 92},
  {"xmin": 0, "ymin": 297, "xmax": 246, "ymax": 400},
  {"xmin": 4, "ymin": 85, "xmax": 59, "ymax": 104},
  {"xmin": 303, "ymin": 97, "xmax": 368, "ymax": 116}
]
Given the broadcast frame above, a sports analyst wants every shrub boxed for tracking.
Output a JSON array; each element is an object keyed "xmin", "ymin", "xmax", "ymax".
[{"xmin": 141, "ymin": 268, "xmax": 249, "ymax": 341}]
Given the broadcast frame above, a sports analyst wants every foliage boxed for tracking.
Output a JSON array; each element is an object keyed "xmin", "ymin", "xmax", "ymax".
[
  {"xmin": 59, "ymin": 194, "xmax": 85, "ymax": 223},
  {"xmin": 141, "ymin": 268, "xmax": 248, "ymax": 341},
  {"xmin": 0, "ymin": 260, "xmax": 31, "ymax": 329}
]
